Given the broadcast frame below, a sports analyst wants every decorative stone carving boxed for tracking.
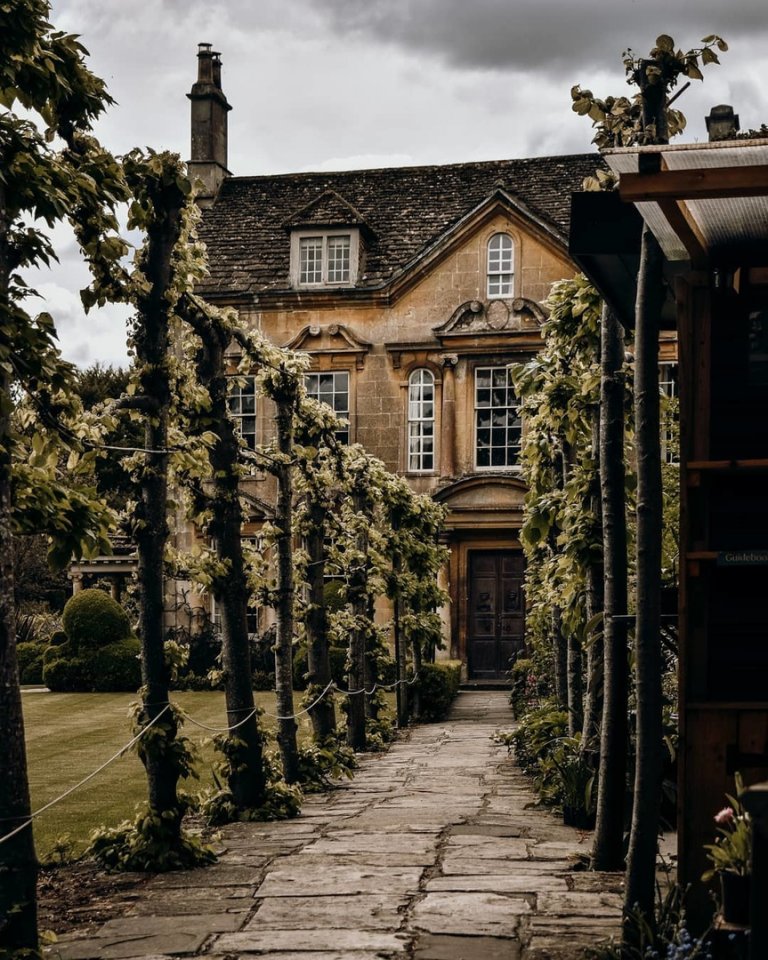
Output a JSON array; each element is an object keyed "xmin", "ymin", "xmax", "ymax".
[
  {"xmin": 433, "ymin": 297, "xmax": 547, "ymax": 339},
  {"xmin": 283, "ymin": 324, "xmax": 371, "ymax": 369}
]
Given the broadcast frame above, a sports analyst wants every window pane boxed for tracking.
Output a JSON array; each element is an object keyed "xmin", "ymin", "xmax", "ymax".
[
  {"xmin": 407, "ymin": 369, "xmax": 436, "ymax": 472},
  {"xmin": 475, "ymin": 366, "xmax": 520, "ymax": 469},
  {"xmin": 487, "ymin": 233, "xmax": 514, "ymax": 298},
  {"xmin": 300, "ymin": 237, "xmax": 323, "ymax": 284},
  {"xmin": 227, "ymin": 376, "xmax": 257, "ymax": 450},
  {"xmin": 305, "ymin": 371, "xmax": 350, "ymax": 444},
  {"xmin": 326, "ymin": 235, "xmax": 350, "ymax": 283}
]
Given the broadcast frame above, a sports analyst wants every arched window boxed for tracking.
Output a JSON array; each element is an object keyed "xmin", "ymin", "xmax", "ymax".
[
  {"xmin": 408, "ymin": 369, "xmax": 435, "ymax": 472},
  {"xmin": 487, "ymin": 233, "xmax": 514, "ymax": 298}
]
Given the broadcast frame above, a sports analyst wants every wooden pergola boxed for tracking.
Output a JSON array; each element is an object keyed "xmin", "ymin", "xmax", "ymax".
[{"xmin": 572, "ymin": 138, "xmax": 768, "ymax": 941}]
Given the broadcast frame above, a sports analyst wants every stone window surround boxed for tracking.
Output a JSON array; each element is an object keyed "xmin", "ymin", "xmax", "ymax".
[{"xmin": 290, "ymin": 228, "xmax": 361, "ymax": 288}]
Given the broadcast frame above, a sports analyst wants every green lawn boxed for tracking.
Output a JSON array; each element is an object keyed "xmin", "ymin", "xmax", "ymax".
[{"xmin": 20, "ymin": 690, "xmax": 328, "ymax": 859}]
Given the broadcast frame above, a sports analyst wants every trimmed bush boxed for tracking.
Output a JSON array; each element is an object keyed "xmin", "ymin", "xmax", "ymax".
[
  {"xmin": 16, "ymin": 642, "xmax": 45, "ymax": 685},
  {"xmin": 417, "ymin": 660, "xmax": 462, "ymax": 722},
  {"xmin": 90, "ymin": 639, "xmax": 142, "ymax": 692},
  {"xmin": 43, "ymin": 655, "xmax": 89, "ymax": 692},
  {"xmin": 62, "ymin": 588, "xmax": 132, "ymax": 650},
  {"xmin": 44, "ymin": 638, "xmax": 141, "ymax": 693},
  {"xmin": 43, "ymin": 640, "xmax": 75, "ymax": 665}
]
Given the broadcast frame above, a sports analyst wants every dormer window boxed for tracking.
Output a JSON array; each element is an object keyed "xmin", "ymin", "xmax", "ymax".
[{"xmin": 291, "ymin": 229, "xmax": 359, "ymax": 288}]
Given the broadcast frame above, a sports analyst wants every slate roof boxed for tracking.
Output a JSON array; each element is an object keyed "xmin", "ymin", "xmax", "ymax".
[{"xmin": 198, "ymin": 154, "xmax": 601, "ymax": 296}]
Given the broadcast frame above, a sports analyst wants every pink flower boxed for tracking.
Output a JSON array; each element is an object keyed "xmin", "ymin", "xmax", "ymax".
[{"xmin": 714, "ymin": 806, "xmax": 735, "ymax": 826}]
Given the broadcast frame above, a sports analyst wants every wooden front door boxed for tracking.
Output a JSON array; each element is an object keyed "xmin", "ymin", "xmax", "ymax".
[{"xmin": 467, "ymin": 551, "xmax": 525, "ymax": 680}]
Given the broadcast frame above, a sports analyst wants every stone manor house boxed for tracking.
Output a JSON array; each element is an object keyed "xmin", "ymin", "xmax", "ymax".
[{"xmin": 184, "ymin": 45, "xmax": 607, "ymax": 681}]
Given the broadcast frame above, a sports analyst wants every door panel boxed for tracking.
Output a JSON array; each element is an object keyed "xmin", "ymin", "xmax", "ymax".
[{"xmin": 468, "ymin": 551, "xmax": 525, "ymax": 680}]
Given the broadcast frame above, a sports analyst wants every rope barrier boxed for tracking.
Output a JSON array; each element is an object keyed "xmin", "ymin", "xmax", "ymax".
[
  {"xmin": 0, "ymin": 703, "xmax": 171, "ymax": 848},
  {"xmin": 4, "ymin": 670, "xmax": 423, "ymax": 844}
]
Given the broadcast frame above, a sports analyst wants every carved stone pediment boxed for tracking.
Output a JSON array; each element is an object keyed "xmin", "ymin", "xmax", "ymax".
[
  {"xmin": 434, "ymin": 297, "xmax": 547, "ymax": 339},
  {"xmin": 434, "ymin": 475, "xmax": 527, "ymax": 513},
  {"xmin": 283, "ymin": 324, "xmax": 371, "ymax": 368}
]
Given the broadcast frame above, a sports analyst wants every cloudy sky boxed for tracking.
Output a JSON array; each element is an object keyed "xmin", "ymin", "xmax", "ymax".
[{"xmin": 33, "ymin": 0, "xmax": 768, "ymax": 367}]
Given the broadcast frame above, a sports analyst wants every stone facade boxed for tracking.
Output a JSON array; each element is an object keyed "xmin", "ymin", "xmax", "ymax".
[{"xmin": 186, "ymin": 46, "xmax": 600, "ymax": 679}]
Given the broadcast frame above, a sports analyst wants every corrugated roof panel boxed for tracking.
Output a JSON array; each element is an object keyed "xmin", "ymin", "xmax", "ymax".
[{"xmin": 604, "ymin": 140, "xmax": 768, "ymax": 260}]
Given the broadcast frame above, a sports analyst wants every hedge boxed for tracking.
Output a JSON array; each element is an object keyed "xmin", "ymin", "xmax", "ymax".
[
  {"xmin": 417, "ymin": 660, "xmax": 462, "ymax": 721},
  {"xmin": 16, "ymin": 642, "xmax": 45, "ymax": 685},
  {"xmin": 44, "ymin": 638, "xmax": 141, "ymax": 693}
]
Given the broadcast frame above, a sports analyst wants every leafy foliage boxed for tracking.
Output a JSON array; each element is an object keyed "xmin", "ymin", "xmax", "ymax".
[
  {"xmin": 511, "ymin": 275, "xmax": 604, "ymax": 682},
  {"xmin": 197, "ymin": 734, "xmax": 302, "ymax": 826},
  {"xmin": 571, "ymin": 34, "xmax": 727, "ymax": 148},
  {"xmin": 87, "ymin": 797, "xmax": 216, "ymax": 872}
]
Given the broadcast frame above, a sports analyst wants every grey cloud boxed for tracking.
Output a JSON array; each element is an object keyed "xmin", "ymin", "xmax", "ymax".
[{"xmin": 304, "ymin": 0, "xmax": 765, "ymax": 74}]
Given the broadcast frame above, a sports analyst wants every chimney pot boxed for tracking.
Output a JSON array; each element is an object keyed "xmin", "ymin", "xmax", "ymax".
[{"xmin": 706, "ymin": 104, "xmax": 740, "ymax": 142}]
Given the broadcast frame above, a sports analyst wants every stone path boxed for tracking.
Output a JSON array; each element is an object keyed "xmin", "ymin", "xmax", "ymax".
[{"xmin": 51, "ymin": 692, "xmax": 623, "ymax": 960}]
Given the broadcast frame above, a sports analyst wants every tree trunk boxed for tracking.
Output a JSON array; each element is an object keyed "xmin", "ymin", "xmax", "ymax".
[
  {"xmin": 195, "ymin": 322, "xmax": 267, "ymax": 809},
  {"xmin": 392, "ymin": 553, "xmax": 409, "ymax": 727},
  {"xmin": 346, "ymin": 489, "xmax": 368, "ymax": 751},
  {"xmin": 411, "ymin": 630, "xmax": 423, "ymax": 720},
  {"xmin": 624, "ymin": 226, "xmax": 665, "ymax": 927},
  {"xmin": 0, "ymin": 181, "xmax": 39, "ymax": 957},
  {"xmin": 305, "ymin": 499, "xmax": 336, "ymax": 741},
  {"xmin": 592, "ymin": 304, "xmax": 630, "ymax": 872},
  {"xmin": 553, "ymin": 606, "xmax": 568, "ymax": 711},
  {"xmin": 364, "ymin": 595, "xmax": 380, "ymax": 721},
  {"xmin": 581, "ymin": 403, "xmax": 605, "ymax": 755},
  {"xmin": 134, "ymin": 188, "xmax": 184, "ymax": 834},
  {"xmin": 567, "ymin": 629, "xmax": 584, "ymax": 738},
  {"xmin": 274, "ymin": 399, "xmax": 300, "ymax": 782}
]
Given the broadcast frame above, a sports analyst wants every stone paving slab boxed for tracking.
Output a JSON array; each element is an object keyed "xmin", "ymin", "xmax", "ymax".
[
  {"xmin": 48, "ymin": 692, "xmax": 623, "ymax": 960},
  {"xmin": 411, "ymin": 891, "xmax": 530, "ymax": 936},
  {"xmin": 414, "ymin": 933, "xmax": 522, "ymax": 960},
  {"xmin": 214, "ymin": 929, "xmax": 408, "ymax": 953},
  {"xmin": 255, "ymin": 864, "xmax": 423, "ymax": 897},
  {"xmin": 247, "ymin": 894, "xmax": 405, "ymax": 930}
]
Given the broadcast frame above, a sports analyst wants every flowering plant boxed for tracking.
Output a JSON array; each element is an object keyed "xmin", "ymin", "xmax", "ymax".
[{"xmin": 701, "ymin": 772, "xmax": 751, "ymax": 880}]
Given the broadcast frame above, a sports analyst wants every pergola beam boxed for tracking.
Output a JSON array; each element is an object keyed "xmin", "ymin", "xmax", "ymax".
[
  {"xmin": 656, "ymin": 198, "xmax": 709, "ymax": 267},
  {"xmin": 619, "ymin": 164, "xmax": 768, "ymax": 202}
]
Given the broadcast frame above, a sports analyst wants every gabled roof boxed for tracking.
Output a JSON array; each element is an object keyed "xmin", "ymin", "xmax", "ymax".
[
  {"xmin": 197, "ymin": 154, "xmax": 601, "ymax": 297},
  {"xmin": 283, "ymin": 189, "xmax": 371, "ymax": 232}
]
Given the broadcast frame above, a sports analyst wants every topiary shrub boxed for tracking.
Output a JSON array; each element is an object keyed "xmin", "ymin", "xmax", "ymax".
[
  {"xmin": 62, "ymin": 588, "xmax": 132, "ymax": 651},
  {"xmin": 44, "ymin": 592, "xmax": 140, "ymax": 692},
  {"xmin": 43, "ymin": 655, "xmax": 90, "ymax": 692},
  {"xmin": 90, "ymin": 638, "xmax": 142, "ymax": 692},
  {"xmin": 417, "ymin": 660, "xmax": 462, "ymax": 722},
  {"xmin": 16, "ymin": 642, "xmax": 45, "ymax": 685}
]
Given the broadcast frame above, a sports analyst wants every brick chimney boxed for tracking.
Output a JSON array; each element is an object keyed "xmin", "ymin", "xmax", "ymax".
[
  {"xmin": 705, "ymin": 104, "xmax": 740, "ymax": 142},
  {"xmin": 187, "ymin": 43, "xmax": 231, "ymax": 205}
]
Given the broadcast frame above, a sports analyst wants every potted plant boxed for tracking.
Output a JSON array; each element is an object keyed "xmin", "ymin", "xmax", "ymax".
[{"xmin": 702, "ymin": 772, "xmax": 752, "ymax": 926}]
